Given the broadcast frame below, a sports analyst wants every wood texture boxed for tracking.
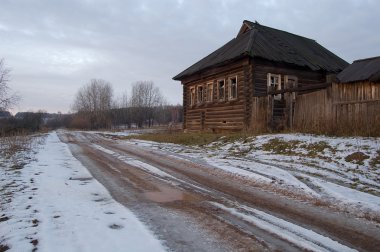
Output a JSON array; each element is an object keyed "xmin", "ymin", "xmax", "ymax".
[
  {"xmin": 293, "ymin": 82, "xmax": 380, "ymax": 136},
  {"xmin": 182, "ymin": 59, "xmax": 248, "ymax": 131}
]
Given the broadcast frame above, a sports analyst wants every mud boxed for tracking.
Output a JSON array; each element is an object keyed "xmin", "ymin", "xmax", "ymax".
[{"xmin": 59, "ymin": 131, "xmax": 380, "ymax": 252}]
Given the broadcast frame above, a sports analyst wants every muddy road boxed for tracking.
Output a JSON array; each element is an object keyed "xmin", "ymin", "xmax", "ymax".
[{"xmin": 59, "ymin": 131, "xmax": 380, "ymax": 252}]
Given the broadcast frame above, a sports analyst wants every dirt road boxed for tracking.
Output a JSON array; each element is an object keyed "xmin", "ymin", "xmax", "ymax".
[{"xmin": 59, "ymin": 131, "xmax": 380, "ymax": 252}]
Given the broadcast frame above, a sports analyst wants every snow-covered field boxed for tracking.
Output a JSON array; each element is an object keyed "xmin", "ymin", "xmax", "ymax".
[
  {"xmin": 115, "ymin": 133, "xmax": 380, "ymax": 220},
  {"xmin": 0, "ymin": 132, "xmax": 165, "ymax": 252}
]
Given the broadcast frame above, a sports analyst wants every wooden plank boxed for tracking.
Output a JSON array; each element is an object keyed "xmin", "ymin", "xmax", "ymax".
[
  {"xmin": 268, "ymin": 83, "xmax": 331, "ymax": 95},
  {"xmin": 333, "ymin": 99, "xmax": 380, "ymax": 105}
]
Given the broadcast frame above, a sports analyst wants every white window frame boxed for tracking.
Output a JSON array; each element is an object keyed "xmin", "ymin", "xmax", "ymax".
[
  {"xmin": 217, "ymin": 79, "xmax": 225, "ymax": 101},
  {"xmin": 190, "ymin": 87, "xmax": 196, "ymax": 106},
  {"xmin": 206, "ymin": 82, "xmax": 213, "ymax": 102},
  {"xmin": 197, "ymin": 85, "xmax": 204, "ymax": 104},
  {"xmin": 228, "ymin": 76, "xmax": 238, "ymax": 100},
  {"xmin": 267, "ymin": 73, "xmax": 282, "ymax": 100}
]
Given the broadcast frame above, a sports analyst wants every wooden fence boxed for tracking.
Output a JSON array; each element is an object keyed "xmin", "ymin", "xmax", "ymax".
[{"xmin": 293, "ymin": 82, "xmax": 380, "ymax": 136}]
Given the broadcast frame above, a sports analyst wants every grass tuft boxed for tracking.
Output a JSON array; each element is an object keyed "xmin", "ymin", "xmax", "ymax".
[
  {"xmin": 369, "ymin": 150, "xmax": 380, "ymax": 168},
  {"xmin": 345, "ymin": 152, "xmax": 370, "ymax": 165},
  {"xmin": 262, "ymin": 138, "xmax": 301, "ymax": 155}
]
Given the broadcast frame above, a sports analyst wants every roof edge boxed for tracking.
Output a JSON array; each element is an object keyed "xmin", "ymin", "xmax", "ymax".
[
  {"xmin": 353, "ymin": 56, "xmax": 380, "ymax": 63},
  {"xmin": 173, "ymin": 55, "xmax": 248, "ymax": 81}
]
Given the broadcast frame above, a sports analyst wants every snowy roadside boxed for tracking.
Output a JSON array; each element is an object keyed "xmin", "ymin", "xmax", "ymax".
[
  {"xmin": 100, "ymin": 131, "xmax": 380, "ymax": 221},
  {"xmin": 0, "ymin": 132, "xmax": 166, "ymax": 252}
]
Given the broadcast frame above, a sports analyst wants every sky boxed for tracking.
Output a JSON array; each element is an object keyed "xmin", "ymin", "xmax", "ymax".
[{"xmin": 1, "ymin": 0, "xmax": 379, "ymax": 113}]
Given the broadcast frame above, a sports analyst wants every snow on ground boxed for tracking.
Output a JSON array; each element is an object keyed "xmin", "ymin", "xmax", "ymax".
[
  {"xmin": 0, "ymin": 132, "xmax": 166, "ymax": 252},
  {"xmin": 211, "ymin": 202, "xmax": 357, "ymax": 252},
  {"xmin": 109, "ymin": 133, "xmax": 380, "ymax": 219},
  {"xmin": 89, "ymin": 128, "xmax": 158, "ymax": 138},
  {"xmin": 91, "ymin": 143, "xmax": 211, "ymax": 194}
]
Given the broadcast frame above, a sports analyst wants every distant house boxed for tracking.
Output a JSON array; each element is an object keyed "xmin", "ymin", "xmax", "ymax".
[
  {"xmin": 337, "ymin": 56, "xmax": 380, "ymax": 83},
  {"xmin": 173, "ymin": 20, "xmax": 348, "ymax": 132},
  {"xmin": 0, "ymin": 111, "xmax": 12, "ymax": 120}
]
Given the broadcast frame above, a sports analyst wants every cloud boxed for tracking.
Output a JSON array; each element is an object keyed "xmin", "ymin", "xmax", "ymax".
[{"xmin": 0, "ymin": 0, "xmax": 379, "ymax": 113}]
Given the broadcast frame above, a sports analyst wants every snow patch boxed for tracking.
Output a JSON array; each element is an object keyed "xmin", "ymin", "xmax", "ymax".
[{"xmin": 1, "ymin": 132, "xmax": 166, "ymax": 252}]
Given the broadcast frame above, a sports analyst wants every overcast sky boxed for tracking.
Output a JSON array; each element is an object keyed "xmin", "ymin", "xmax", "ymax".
[{"xmin": 1, "ymin": 0, "xmax": 379, "ymax": 113}]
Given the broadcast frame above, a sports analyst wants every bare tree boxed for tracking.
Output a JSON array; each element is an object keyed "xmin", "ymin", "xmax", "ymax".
[
  {"xmin": 72, "ymin": 79, "xmax": 113, "ymax": 129},
  {"xmin": 0, "ymin": 59, "xmax": 19, "ymax": 110},
  {"xmin": 112, "ymin": 91, "xmax": 131, "ymax": 129},
  {"xmin": 130, "ymin": 81, "xmax": 165, "ymax": 127}
]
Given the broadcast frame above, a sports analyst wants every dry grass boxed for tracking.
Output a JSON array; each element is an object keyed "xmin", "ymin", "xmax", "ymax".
[
  {"xmin": 369, "ymin": 150, "xmax": 380, "ymax": 168},
  {"xmin": 0, "ymin": 133, "xmax": 33, "ymax": 159},
  {"xmin": 262, "ymin": 138, "xmax": 302, "ymax": 155},
  {"xmin": 0, "ymin": 132, "xmax": 46, "ymax": 169},
  {"xmin": 345, "ymin": 152, "xmax": 370, "ymax": 165}
]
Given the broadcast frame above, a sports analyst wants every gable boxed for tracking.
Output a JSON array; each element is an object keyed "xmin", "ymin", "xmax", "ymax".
[{"xmin": 237, "ymin": 20, "xmax": 254, "ymax": 37}]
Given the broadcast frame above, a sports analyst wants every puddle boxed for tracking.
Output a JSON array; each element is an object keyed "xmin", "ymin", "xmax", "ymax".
[{"xmin": 143, "ymin": 186, "xmax": 199, "ymax": 203}]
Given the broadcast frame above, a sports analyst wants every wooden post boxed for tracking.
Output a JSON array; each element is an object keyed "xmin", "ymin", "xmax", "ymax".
[{"xmin": 289, "ymin": 93, "xmax": 293, "ymax": 130}]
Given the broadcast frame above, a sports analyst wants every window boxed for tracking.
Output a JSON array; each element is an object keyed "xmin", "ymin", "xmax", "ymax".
[
  {"xmin": 206, "ymin": 82, "xmax": 213, "ymax": 102},
  {"xmin": 228, "ymin": 76, "xmax": 238, "ymax": 100},
  {"xmin": 267, "ymin": 73, "xmax": 281, "ymax": 100},
  {"xmin": 217, "ymin": 79, "xmax": 225, "ymax": 101},
  {"xmin": 190, "ymin": 87, "xmax": 195, "ymax": 106},
  {"xmin": 285, "ymin": 75, "xmax": 298, "ymax": 100},
  {"xmin": 197, "ymin": 85, "xmax": 204, "ymax": 104}
]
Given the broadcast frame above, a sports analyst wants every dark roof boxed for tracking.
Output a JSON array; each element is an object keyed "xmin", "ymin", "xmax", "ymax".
[
  {"xmin": 337, "ymin": 56, "xmax": 380, "ymax": 83},
  {"xmin": 173, "ymin": 20, "xmax": 348, "ymax": 80},
  {"xmin": 0, "ymin": 111, "xmax": 11, "ymax": 118}
]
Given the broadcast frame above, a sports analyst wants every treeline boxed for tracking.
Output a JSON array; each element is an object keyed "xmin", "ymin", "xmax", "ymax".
[
  {"xmin": 0, "ymin": 112, "xmax": 71, "ymax": 136},
  {"xmin": 0, "ymin": 103, "xmax": 183, "ymax": 135},
  {"xmin": 69, "ymin": 79, "xmax": 182, "ymax": 130},
  {"xmin": 1, "ymin": 56, "xmax": 183, "ymax": 134}
]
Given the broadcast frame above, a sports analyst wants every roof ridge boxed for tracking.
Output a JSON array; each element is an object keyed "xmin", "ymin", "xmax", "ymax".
[
  {"xmin": 252, "ymin": 22, "xmax": 316, "ymax": 42},
  {"xmin": 353, "ymin": 56, "xmax": 380, "ymax": 63},
  {"xmin": 244, "ymin": 28, "xmax": 257, "ymax": 55}
]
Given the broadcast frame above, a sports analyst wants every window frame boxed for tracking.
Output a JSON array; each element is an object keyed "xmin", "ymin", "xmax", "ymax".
[
  {"xmin": 196, "ymin": 85, "xmax": 204, "ymax": 104},
  {"xmin": 190, "ymin": 86, "xmax": 196, "ymax": 106},
  {"xmin": 217, "ymin": 79, "xmax": 225, "ymax": 101},
  {"xmin": 205, "ymin": 82, "xmax": 214, "ymax": 103},
  {"xmin": 228, "ymin": 76, "xmax": 238, "ymax": 100},
  {"xmin": 267, "ymin": 73, "xmax": 282, "ymax": 100}
]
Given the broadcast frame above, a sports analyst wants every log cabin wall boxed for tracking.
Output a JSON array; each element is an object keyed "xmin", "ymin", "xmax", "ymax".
[
  {"xmin": 181, "ymin": 58, "xmax": 252, "ymax": 132},
  {"xmin": 250, "ymin": 59, "xmax": 327, "ymax": 132},
  {"xmin": 252, "ymin": 59, "xmax": 327, "ymax": 97}
]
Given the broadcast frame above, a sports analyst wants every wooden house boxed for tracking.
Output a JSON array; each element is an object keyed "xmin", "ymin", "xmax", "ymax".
[{"xmin": 173, "ymin": 20, "xmax": 348, "ymax": 132}]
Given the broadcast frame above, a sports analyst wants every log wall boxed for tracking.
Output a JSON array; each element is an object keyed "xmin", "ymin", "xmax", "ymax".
[
  {"xmin": 250, "ymin": 59, "xmax": 327, "ymax": 132},
  {"xmin": 182, "ymin": 58, "xmax": 251, "ymax": 132},
  {"xmin": 253, "ymin": 59, "xmax": 326, "ymax": 96},
  {"xmin": 180, "ymin": 57, "xmax": 379, "ymax": 136}
]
